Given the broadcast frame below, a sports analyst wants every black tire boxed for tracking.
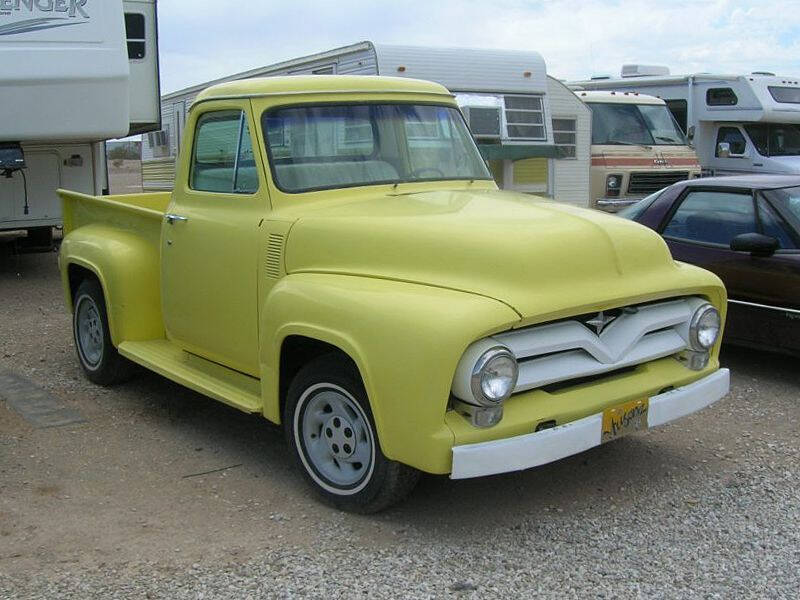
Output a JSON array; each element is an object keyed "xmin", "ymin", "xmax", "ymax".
[
  {"xmin": 72, "ymin": 279, "xmax": 136, "ymax": 386},
  {"xmin": 284, "ymin": 354, "xmax": 420, "ymax": 513}
]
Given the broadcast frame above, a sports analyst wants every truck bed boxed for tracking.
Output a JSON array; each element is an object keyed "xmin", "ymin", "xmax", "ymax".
[{"xmin": 59, "ymin": 190, "xmax": 170, "ymax": 234}]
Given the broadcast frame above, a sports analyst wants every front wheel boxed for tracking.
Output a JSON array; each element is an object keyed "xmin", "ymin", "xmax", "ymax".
[
  {"xmin": 72, "ymin": 279, "xmax": 136, "ymax": 386},
  {"xmin": 285, "ymin": 355, "xmax": 419, "ymax": 513}
]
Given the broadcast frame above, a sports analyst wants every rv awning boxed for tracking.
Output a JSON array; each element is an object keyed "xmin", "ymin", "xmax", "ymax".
[{"xmin": 477, "ymin": 144, "xmax": 561, "ymax": 160}]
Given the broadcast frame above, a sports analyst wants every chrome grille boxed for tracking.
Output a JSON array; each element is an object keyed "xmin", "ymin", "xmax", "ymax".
[{"xmin": 489, "ymin": 297, "xmax": 705, "ymax": 393}]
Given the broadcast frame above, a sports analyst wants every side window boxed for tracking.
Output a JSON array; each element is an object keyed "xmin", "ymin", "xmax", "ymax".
[
  {"xmin": 191, "ymin": 111, "xmax": 258, "ymax": 194},
  {"xmin": 706, "ymin": 88, "xmax": 738, "ymax": 106},
  {"xmin": 663, "ymin": 191, "xmax": 756, "ymax": 245},
  {"xmin": 553, "ymin": 118, "xmax": 577, "ymax": 158},
  {"xmin": 758, "ymin": 199, "xmax": 798, "ymax": 249},
  {"xmin": 665, "ymin": 100, "xmax": 687, "ymax": 133},
  {"xmin": 716, "ymin": 127, "xmax": 747, "ymax": 156},
  {"xmin": 125, "ymin": 13, "xmax": 145, "ymax": 60}
]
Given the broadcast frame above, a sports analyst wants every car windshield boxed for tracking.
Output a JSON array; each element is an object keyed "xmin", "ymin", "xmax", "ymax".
[
  {"xmin": 589, "ymin": 102, "xmax": 687, "ymax": 146},
  {"xmin": 262, "ymin": 103, "xmax": 492, "ymax": 193},
  {"xmin": 617, "ymin": 188, "xmax": 666, "ymax": 220},
  {"xmin": 767, "ymin": 186, "xmax": 800, "ymax": 222},
  {"xmin": 744, "ymin": 123, "xmax": 800, "ymax": 157}
]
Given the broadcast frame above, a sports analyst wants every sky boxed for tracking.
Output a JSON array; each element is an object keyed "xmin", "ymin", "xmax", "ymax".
[{"xmin": 156, "ymin": 0, "xmax": 800, "ymax": 95}]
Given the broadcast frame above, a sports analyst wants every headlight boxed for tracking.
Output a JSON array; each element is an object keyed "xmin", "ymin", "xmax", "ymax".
[
  {"xmin": 470, "ymin": 347, "xmax": 518, "ymax": 406},
  {"xmin": 689, "ymin": 304, "xmax": 721, "ymax": 350},
  {"xmin": 606, "ymin": 174, "xmax": 622, "ymax": 197}
]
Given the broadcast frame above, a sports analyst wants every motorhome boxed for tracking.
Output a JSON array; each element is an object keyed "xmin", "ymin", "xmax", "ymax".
[
  {"xmin": 570, "ymin": 89, "xmax": 700, "ymax": 211},
  {"xmin": 0, "ymin": 0, "xmax": 160, "ymax": 251},
  {"xmin": 142, "ymin": 42, "xmax": 591, "ymax": 207},
  {"xmin": 572, "ymin": 66, "xmax": 800, "ymax": 178}
]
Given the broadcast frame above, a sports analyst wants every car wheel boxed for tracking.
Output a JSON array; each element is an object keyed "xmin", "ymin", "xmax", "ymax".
[
  {"xmin": 73, "ymin": 279, "xmax": 136, "ymax": 386},
  {"xmin": 285, "ymin": 354, "xmax": 419, "ymax": 513}
]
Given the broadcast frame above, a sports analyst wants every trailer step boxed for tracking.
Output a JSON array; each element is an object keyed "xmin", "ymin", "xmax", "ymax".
[{"xmin": 118, "ymin": 340, "xmax": 262, "ymax": 414}]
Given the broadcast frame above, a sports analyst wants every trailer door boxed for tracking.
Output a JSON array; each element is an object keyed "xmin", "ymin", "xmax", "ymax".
[{"xmin": 124, "ymin": 1, "xmax": 161, "ymax": 136}]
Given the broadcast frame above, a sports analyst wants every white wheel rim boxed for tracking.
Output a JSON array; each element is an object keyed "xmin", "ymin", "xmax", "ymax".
[
  {"xmin": 294, "ymin": 383, "xmax": 375, "ymax": 495},
  {"xmin": 75, "ymin": 294, "xmax": 104, "ymax": 369}
]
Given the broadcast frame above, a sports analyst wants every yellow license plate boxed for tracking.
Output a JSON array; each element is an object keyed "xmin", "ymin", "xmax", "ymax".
[{"xmin": 602, "ymin": 397, "xmax": 649, "ymax": 443}]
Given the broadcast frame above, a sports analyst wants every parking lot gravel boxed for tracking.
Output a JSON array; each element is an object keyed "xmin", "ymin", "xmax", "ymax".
[{"xmin": 1, "ymin": 248, "xmax": 799, "ymax": 599}]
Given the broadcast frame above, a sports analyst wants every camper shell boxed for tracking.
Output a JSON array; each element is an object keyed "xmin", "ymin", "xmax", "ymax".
[
  {"xmin": 0, "ymin": 0, "xmax": 160, "ymax": 249},
  {"xmin": 571, "ymin": 68, "xmax": 800, "ymax": 177},
  {"xmin": 143, "ymin": 41, "xmax": 591, "ymax": 206}
]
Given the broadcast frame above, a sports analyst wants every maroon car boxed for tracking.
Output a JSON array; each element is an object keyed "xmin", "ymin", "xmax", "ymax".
[{"xmin": 621, "ymin": 175, "xmax": 800, "ymax": 356}]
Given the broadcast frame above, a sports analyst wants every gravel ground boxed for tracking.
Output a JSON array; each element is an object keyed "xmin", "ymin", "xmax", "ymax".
[{"xmin": 1, "ymin": 248, "xmax": 799, "ymax": 599}]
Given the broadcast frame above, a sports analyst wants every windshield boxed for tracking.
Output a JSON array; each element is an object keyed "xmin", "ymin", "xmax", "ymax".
[
  {"xmin": 262, "ymin": 104, "xmax": 492, "ymax": 193},
  {"xmin": 589, "ymin": 103, "xmax": 687, "ymax": 146},
  {"xmin": 744, "ymin": 123, "xmax": 800, "ymax": 157},
  {"xmin": 767, "ymin": 186, "xmax": 800, "ymax": 222}
]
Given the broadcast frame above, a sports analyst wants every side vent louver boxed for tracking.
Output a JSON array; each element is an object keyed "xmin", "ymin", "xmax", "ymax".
[{"xmin": 265, "ymin": 233, "xmax": 285, "ymax": 278}]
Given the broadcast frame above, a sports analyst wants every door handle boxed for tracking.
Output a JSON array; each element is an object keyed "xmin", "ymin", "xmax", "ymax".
[{"xmin": 165, "ymin": 213, "xmax": 189, "ymax": 224}]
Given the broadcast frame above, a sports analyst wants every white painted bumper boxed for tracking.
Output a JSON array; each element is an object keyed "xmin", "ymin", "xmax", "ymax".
[{"xmin": 450, "ymin": 368, "xmax": 730, "ymax": 479}]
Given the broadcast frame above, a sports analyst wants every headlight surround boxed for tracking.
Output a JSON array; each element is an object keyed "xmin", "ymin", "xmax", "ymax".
[
  {"xmin": 689, "ymin": 304, "xmax": 721, "ymax": 350},
  {"xmin": 470, "ymin": 347, "xmax": 518, "ymax": 406}
]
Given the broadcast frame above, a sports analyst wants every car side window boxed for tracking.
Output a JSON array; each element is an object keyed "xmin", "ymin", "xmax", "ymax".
[
  {"xmin": 662, "ymin": 190, "xmax": 756, "ymax": 246},
  {"xmin": 190, "ymin": 110, "xmax": 258, "ymax": 194},
  {"xmin": 758, "ymin": 199, "xmax": 798, "ymax": 249},
  {"xmin": 716, "ymin": 127, "xmax": 746, "ymax": 156}
]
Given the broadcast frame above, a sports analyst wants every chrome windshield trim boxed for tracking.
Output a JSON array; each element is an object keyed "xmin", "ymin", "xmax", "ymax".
[{"xmin": 728, "ymin": 298, "xmax": 800, "ymax": 316}]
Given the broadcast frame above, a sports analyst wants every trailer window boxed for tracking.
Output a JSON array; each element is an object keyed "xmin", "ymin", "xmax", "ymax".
[
  {"xmin": 504, "ymin": 95, "xmax": 546, "ymax": 140},
  {"xmin": 706, "ymin": 88, "xmax": 737, "ymax": 106},
  {"xmin": 552, "ymin": 118, "xmax": 577, "ymax": 158},
  {"xmin": 125, "ymin": 13, "xmax": 146, "ymax": 60},
  {"xmin": 191, "ymin": 111, "xmax": 258, "ymax": 194},
  {"xmin": 768, "ymin": 86, "xmax": 800, "ymax": 104}
]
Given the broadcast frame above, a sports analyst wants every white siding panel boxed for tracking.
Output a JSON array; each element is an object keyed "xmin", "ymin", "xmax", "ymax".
[
  {"xmin": 373, "ymin": 45, "xmax": 547, "ymax": 94},
  {"xmin": 547, "ymin": 76, "xmax": 591, "ymax": 207}
]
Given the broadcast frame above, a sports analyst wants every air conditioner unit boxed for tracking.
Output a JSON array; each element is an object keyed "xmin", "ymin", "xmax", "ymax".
[
  {"xmin": 621, "ymin": 64, "xmax": 670, "ymax": 78},
  {"xmin": 463, "ymin": 106, "xmax": 502, "ymax": 139}
]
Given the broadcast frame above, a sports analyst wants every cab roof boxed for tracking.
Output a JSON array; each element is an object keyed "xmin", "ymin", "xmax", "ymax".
[
  {"xmin": 194, "ymin": 75, "xmax": 453, "ymax": 104},
  {"xmin": 574, "ymin": 90, "xmax": 665, "ymax": 105}
]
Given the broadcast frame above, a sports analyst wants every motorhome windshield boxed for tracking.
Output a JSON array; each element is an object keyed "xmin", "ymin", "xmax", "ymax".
[
  {"xmin": 262, "ymin": 104, "xmax": 492, "ymax": 193},
  {"xmin": 744, "ymin": 124, "xmax": 800, "ymax": 157},
  {"xmin": 589, "ymin": 103, "xmax": 687, "ymax": 146}
]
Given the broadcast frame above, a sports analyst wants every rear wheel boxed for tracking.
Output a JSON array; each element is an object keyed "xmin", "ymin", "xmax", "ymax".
[
  {"xmin": 285, "ymin": 354, "xmax": 420, "ymax": 513},
  {"xmin": 72, "ymin": 279, "xmax": 136, "ymax": 386}
]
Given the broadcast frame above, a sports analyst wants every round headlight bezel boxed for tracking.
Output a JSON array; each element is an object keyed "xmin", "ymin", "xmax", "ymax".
[
  {"xmin": 469, "ymin": 347, "xmax": 519, "ymax": 406},
  {"xmin": 689, "ymin": 304, "xmax": 721, "ymax": 351}
]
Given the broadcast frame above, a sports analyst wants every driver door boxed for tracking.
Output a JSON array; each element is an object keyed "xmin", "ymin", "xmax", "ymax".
[{"xmin": 161, "ymin": 102, "xmax": 267, "ymax": 376}]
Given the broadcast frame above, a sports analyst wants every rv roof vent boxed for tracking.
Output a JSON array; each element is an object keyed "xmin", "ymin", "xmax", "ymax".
[
  {"xmin": 751, "ymin": 71, "xmax": 775, "ymax": 76},
  {"xmin": 621, "ymin": 64, "xmax": 670, "ymax": 78}
]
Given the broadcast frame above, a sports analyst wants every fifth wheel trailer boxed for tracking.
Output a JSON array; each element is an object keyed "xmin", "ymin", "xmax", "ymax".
[
  {"xmin": 142, "ymin": 42, "xmax": 591, "ymax": 207},
  {"xmin": 572, "ymin": 66, "xmax": 800, "ymax": 178},
  {"xmin": 0, "ymin": 0, "xmax": 160, "ymax": 251}
]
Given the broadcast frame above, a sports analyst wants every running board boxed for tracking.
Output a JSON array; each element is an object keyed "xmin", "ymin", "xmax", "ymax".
[{"xmin": 118, "ymin": 340, "xmax": 262, "ymax": 413}]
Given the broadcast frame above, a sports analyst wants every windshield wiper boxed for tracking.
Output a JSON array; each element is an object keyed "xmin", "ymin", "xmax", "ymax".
[
  {"xmin": 605, "ymin": 139, "xmax": 652, "ymax": 148},
  {"xmin": 654, "ymin": 136, "xmax": 682, "ymax": 144}
]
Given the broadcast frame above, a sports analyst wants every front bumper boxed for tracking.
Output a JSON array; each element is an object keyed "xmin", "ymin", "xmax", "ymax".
[{"xmin": 450, "ymin": 368, "xmax": 729, "ymax": 479}]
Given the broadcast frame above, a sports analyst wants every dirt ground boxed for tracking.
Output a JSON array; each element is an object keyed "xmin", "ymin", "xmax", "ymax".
[
  {"xmin": 0, "ymin": 247, "xmax": 798, "ymax": 596},
  {"xmin": 108, "ymin": 160, "xmax": 143, "ymax": 195}
]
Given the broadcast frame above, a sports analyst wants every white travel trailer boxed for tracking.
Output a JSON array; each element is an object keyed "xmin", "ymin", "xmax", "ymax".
[
  {"xmin": 572, "ymin": 67, "xmax": 800, "ymax": 177},
  {"xmin": 143, "ymin": 42, "xmax": 591, "ymax": 206},
  {"xmin": 0, "ymin": 0, "xmax": 160, "ymax": 250}
]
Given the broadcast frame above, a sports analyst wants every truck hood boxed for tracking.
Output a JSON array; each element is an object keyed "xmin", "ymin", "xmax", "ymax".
[{"xmin": 284, "ymin": 189, "xmax": 702, "ymax": 320}]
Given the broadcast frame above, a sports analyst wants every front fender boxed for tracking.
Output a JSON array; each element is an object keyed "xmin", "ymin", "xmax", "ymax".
[
  {"xmin": 60, "ymin": 224, "xmax": 163, "ymax": 345},
  {"xmin": 259, "ymin": 273, "xmax": 519, "ymax": 474}
]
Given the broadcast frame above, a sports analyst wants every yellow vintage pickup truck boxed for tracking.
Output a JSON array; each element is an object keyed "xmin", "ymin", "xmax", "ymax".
[{"xmin": 59, "ymin": 76, "xmax": 729, "ymax": 512}]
